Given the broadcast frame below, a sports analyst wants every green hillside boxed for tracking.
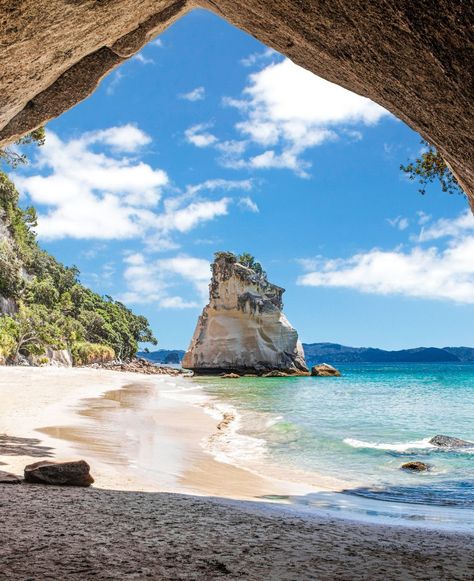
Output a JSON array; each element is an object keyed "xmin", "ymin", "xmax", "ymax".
[{"xmin": 0, "ymin": 171, "xmax": 156, "ymax": 365}]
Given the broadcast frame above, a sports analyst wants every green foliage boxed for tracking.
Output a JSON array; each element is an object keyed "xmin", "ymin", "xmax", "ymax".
[
  {"xmin": 238, "ymin": 252, "xmax": 266, "ymax": 278},
  {"xmin": 0, "ymin": 171, "xmax": 157, "ymax": 363},
  {"xmin": 400, "ymin": 140, "xmax": 463, "ymax": 197},
  {"xmin": 71, "ymin": 342, "xmax": 115, "ymax": 366},
  {"xmin": 0, "ymin": 127, "xmax": 46, "ymax": 169}
]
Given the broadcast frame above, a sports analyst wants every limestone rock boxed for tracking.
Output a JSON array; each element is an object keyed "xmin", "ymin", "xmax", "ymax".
[
  {"xmin": 182, "ymin": 252, "xmax": 308, "ymax": 376},
  {"xmin": 429, "ymin": 435, "xmax": 473, "ymax": 448},
  {"xmin": 311, "ymin": 363, "xmax": 341, "ymax": 377},
  {"xmin": 221, "ymin": 373, "xmax": 241, "ymax": 379},
  {"xmin": 401, "ymin": 461, "xmax": 430, "ymax": 472},
  {"xmin": 24, "ymin": 460, "xmax": 94, "ymax": 487},
  {"xmin": 0, "ymin": 470, "xmax": 22, "ymax": 484}
]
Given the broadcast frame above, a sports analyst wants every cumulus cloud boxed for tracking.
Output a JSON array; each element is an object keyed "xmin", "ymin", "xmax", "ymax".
[
  {"xmin": 185, "ymin": 59, "xmax": 390, "ymax": 175},
  {"xmin": 180, "ymin": 86, "xmax": 205, "ymax": 102},
  {"xmin": 121, "ymin": 253, "xmax": 211, "ymax": 308},
  {"xmin": 17, "ymin": 127, "xmax": 246, "ymax": 244},
  {"xmin": 184, "ymin": 123, "xmax": 218, "ymax": 148},
  {"xmin": 297, "ymin": 211, "xmax": 474, "ymax": 304},
  {"xmin": 224, "ymin": 58, "xmax": 390, "ymax": 175}
]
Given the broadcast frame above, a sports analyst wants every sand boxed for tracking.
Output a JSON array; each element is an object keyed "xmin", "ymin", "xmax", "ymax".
[{"xmin": 0, "ymin": 366, "xmax": 473, "ymax": 580}]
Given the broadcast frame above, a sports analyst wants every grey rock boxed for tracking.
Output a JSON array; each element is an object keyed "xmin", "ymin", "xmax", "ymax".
[
  {"xmin": 429, "ymin": 435, "xmax": 473, "ymax": 448},
  {"xmin": 24, "ymin": 460, "xmax": 94, "ymax": 487}
]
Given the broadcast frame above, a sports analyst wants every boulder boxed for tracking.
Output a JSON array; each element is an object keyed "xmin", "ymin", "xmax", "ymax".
[
  {"xmin": 311, "ymin": 363, "xmax": 341, "ymax": 377},
  {"xmin": 24, "ymin": 460, "xmax": 94, "ymax": 486},
  {"xmin": 0, "ymin": 470, "xmax": 22, "ymax": 484},
  {"xmin": 429, "ymin": 435, "xmax": 473, "ymax": 448},
  {"xmin": 221, "ymin": 373, "xmax": 241, "ymax": 379},
  {"xmin": 182, "ymin": 252, "xmax": 308, "ymax": 376},
  {"xmin": 401, "ymin": 461, "xmax": 430, "ymax": 472},
  {"xmin": 262, "ymin": 370, "xmax": 290, "ymax": 378}
]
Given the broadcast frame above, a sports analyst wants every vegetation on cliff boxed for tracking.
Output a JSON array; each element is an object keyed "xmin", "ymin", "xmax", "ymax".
[
  {"xmin": 0, "ymin": 171, "xmax": 156, "ymax": 364},
  {"xmin": 400, "ymin": 140, "xmax": 462, "ymax": 197}
]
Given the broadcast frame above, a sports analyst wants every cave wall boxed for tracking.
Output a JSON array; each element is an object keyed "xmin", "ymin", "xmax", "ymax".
[{"xmin": 0, "ymin": 0, "xmax": 472, "ymax": 207}]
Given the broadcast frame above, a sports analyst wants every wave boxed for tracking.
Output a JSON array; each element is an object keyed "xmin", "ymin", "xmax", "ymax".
[
  {"xmin": 343, "ymin": 437, "xmax": 435, "ymax": 452},
  {"xmin": 343, "ymin": 437, "xmax": 474, "ymax": 454},
  {"xmin": 202, "ymin": 401, "xmax": 268, "ymax": 466}
]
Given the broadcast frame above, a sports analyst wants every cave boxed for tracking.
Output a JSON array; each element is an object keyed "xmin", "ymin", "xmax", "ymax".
[{"xmin": 0, "ymin": 1, "xmax": 472, "ymax": 208}]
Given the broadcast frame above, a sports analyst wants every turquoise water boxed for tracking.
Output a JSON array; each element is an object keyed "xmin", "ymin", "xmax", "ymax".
[{"xmin": 198, "ymin": 363, "xmax": 474, "ymax": 511}]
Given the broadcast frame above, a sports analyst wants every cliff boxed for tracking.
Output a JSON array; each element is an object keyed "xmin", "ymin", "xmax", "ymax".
[{"xmin": 182, "ymin": 252, "xmax": 308, "ymax": 375}]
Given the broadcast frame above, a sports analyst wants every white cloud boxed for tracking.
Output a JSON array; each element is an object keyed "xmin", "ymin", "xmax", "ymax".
[
  {"xmin": 106, "ymin": 71, "xmax": 124, "ymax": 96},
  {"xmin": 240, "ymin": 48, "xmax": 277, "ymax": 68},
  {"xmin": 121, "ymin": 253, "xmax": 211, "ymax": 308},
  {"xmin": 297, "ymin": 211, "xmax": 474, "ymax": 304},
  {"xmin": 238, "ymin": 196, "xmax": 259, "ymax": 213},
  {"xmin": 185, "ymin": 178, "xmax": 252, "ymax": 196},
  {"xmin": 222, "ymin": 58, "xmax": 390, "ymax": 174},
  {"xmin": 157, "ymin": 198, "xmax": 231, "ymax": 233},
  {"xmin": 17, "ymin": 127, "xmax": 239, "ymax": 244},
  {"xmin": 180, "ymin": 86, "xmax": 205, "ymax": 102},
  {"xmin": 151, "ymin": 38, "xmax": 163, "ymax": 48},
  {"xmin": 88, "ymin": 125, "xmax": 152, "ymax": 152},
  {"xmin": 184, "ymin": 123, "xmax": 218, "ymax": 147},
  {"xmin": 17, "ymin": 129, "xmax": 167, "ymax": 240},
  {"xmin": 133, "ymin": 53, "xmax": 155, "ymax": 65},
  {"xmin": 420, "ymin": 210, "xmax": 474, "ymax": 241},
  {"xmin": 387, "ymin": 216, "xmax": 409, "ymax": 231}
]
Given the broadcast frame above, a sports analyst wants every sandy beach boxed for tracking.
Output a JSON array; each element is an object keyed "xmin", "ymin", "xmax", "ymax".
[{"xmin": 1, "ymin": 367, "xmax": 473, "ymax": 580}]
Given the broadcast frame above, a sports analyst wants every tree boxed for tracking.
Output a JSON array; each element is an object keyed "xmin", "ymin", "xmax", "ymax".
[
  {"xmin": 0, "ymin": 128, "xmax": 46, "ymax": 169},
  {"xmin": 238, "ymin": 253, "xmax": 266, "ymax": 278},
  {"xmin": 400, "ymin": 140, "xmax": 463, "ymax": 197}
]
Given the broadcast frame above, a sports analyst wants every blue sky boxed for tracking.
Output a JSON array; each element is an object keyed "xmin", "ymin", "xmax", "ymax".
[{"xmin": 11, "ymin": 9, "xmax": 474, "ymax": 350}]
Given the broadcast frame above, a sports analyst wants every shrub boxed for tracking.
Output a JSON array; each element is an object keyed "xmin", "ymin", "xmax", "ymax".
[{"xmin": 71, "ymin": 342, "xmax": 116, "ymax": 366}]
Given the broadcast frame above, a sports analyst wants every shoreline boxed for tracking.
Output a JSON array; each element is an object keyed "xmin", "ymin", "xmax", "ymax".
[
  {"xmin": 0, "ymin": 366, "xmax": 316, "ymax": 500},
  {"xmin": 1, "ymin": 366, "xmax": 473, "ymax": 532},
  {"xmin": 1, "ymin": 366, "xmax": 474, "ymax": 579}
]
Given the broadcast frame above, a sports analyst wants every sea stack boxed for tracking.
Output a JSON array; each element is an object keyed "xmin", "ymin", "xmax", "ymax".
[{"xmin": 182, "ymin": 252, "xmax": 308, "ymax": 375}]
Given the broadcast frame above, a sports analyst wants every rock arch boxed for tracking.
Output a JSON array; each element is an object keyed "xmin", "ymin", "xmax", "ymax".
[{"xmin": 0, "ymin": 1, "xmax": 472, "ymax": 208}]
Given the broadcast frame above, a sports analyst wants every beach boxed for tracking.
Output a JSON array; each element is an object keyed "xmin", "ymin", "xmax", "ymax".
[{"xmin": 1, "ymin": 366, "xmax": 473, "ymax": 580}]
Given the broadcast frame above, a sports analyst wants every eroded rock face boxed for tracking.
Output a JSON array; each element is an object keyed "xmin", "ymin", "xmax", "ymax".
[
  {"xmin": 0, "ymin": 2, "xmax": 472, "ymax": 208},
  {"xmin": 182, "ymin": 252, "xmax": 308, "ymax": 375}
]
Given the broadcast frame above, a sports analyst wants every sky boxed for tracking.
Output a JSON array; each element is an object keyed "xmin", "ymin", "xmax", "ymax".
[{"xmin": 10, "ymin": 8, "xmax": 474, "ymax": 350}]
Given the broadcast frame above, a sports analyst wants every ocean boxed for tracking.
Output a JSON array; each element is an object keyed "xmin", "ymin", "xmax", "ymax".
[{"xmin": 196, "ymin": 362, "xmax": 474, "ymax": 528}]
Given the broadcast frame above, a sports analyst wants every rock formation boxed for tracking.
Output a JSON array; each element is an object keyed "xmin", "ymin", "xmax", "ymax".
[
  {"xmin": 400, "ymin": 461, "xmax": 430, "ymax": 472},
  {"xmin": 429, "ymin": 435, "xmax": 473, "ymax": 448},
  {"xmin": 182, "ymin": 252, "xmax": 308, "ymax": 375},
  {"xmin": 0, "ymin": 1, "xmax": 473, "ymax": 209},
  {"xmin": 24, "ymin": 460, "xmax": 94, "ymax": 486},
  {"xmin": 311, "ymin": 363, "xmax": 341, "ymax": 377}
]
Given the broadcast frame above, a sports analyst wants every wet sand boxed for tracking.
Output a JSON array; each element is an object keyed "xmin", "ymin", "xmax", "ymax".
[
  {"xmin": 0, "ymin": 367, "xmax": 313, "ymax": 498},
  {"xmin": 1, "ymin": 367, "xmax": 473, "ymax": 580}
]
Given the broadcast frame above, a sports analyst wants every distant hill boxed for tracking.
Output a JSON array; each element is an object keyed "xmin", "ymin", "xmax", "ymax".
[
  {"xmin": 443, "ymin": 347, "xmax": 474, "ymax": 362},
  {"xmin": 302, "ymin": 343, "xmax": 471, "ymax": 366},
  {"xmin": 138, "ymin": 349, "xmax": 186, "ymax": 365},
  {"xmin": 139, "ymin": 344, "xmax": 474, "ymax": 367}
]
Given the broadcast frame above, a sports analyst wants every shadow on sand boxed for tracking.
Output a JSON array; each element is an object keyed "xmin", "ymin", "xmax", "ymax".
[{"xmin": 0, "ymin": 434, "xmax": 54, "ymax": 458}]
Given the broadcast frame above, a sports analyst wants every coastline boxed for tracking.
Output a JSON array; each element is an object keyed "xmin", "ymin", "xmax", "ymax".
[
  {"xmin": 1, "ymin": 366, "xmax": 473, "ymax": 579},
  {"xmin": 0, "ymin": 366, "xmax": 314, "ymax": 499}
]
